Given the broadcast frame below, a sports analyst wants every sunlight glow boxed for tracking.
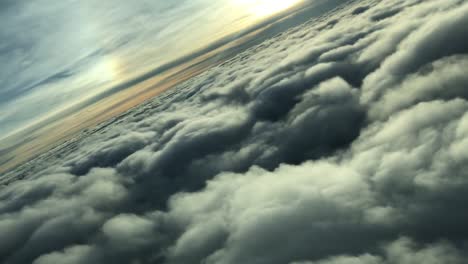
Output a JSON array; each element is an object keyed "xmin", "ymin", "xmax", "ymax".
[
  {"xmin": 234, "ymin": 0, "xmax": 304, "ymax": 18},
  {"xmin": 90, "ymin": 57, "xmax": 122, "ymax": 83}
]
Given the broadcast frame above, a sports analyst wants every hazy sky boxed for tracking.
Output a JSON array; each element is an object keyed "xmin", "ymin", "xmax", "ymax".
[{"xmin": 0, "ymin": 0, "xmax": 305, "ymax": 139}]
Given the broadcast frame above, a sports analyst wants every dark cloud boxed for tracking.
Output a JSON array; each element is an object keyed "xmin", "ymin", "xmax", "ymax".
[
  {"xmin": 351, "ymin": 6, "xmax": 370, "ymax": 15},
  {"xmin": 1, "ymin": 0, "xmax": 468, "ymax": 263},
  {"xmin": 370, "ymin": 8, "xmax": 402, "ymax": 22}
]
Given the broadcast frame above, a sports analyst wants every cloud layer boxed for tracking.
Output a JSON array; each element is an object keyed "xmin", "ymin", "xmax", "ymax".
[
  {"xmin": 2, "ymin": 0, "xmax": 468, "ymax": 263},
  {"xmin": 1, "ymin": 0, "xmax": 310, "ymax": 138}
]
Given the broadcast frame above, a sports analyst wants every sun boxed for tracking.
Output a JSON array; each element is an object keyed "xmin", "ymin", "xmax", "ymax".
[
  {"xmin": 90, "ymin": 56, "xmax": 122, "ymax": 83},
  {"xmin": 234, "ymin": 0, "xmax": 304, "ymax": 18}
]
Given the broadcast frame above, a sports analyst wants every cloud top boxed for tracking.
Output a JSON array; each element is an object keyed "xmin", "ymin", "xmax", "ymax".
[{"xmin": 2, "ymin": 0, "xmax": 468, "ymax": 263}]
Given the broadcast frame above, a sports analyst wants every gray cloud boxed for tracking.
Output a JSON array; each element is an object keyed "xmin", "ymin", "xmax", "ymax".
[
  {"xmin": 2, "ymin": 0, "xmax": 468, "ymax": 263},
  {"xmin": 294, "ymin": 237, "xmax": 465, "ymax": 264}
]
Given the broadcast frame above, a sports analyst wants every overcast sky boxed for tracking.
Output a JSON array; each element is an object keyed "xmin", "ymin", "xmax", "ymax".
[{"xmin": 0, "ymin": 0, "xmax": 308, "ymax": 139}]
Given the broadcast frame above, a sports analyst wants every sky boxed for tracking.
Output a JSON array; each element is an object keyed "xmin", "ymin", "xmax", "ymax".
[
  {"xmin": 2, "ymin": 0, "xmax": 468, "ymax": 263},
  {"xmin": 0, "ymin": 0, "xmax": 306, "ymax": 141}
]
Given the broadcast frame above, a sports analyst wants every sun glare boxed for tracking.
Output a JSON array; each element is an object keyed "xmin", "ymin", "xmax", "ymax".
[
  {"xmin": 90, "ymin": 57, "xmax": 122, "ymax": 83},
  {"xmin": 234, "ymin": 0, "xmax": 304, "ymax": 18}
]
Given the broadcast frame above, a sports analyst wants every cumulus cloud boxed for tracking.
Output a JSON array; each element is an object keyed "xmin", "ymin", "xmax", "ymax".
[
  {"xmin": 2, "ymin": 0, "xmax": 468, "ymax": 263},
  {"xmin": 293, "ymin": 237, "xmax": 465, "ymax": 264}
]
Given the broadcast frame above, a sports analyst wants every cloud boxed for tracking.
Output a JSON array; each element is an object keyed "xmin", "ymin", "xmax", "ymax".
[
  {"xmin": 2, "ymin": 0, "xmax": 311, "ymax": 138},
  {"xmin": 362, "ymin": 0, "xmax": 468, "ymax": 108},
  {"xmin": 1, "ymin": 0, "xmax": 468, "ymax": 263},
  {"xmin": 294, "ymin": 237, "xmax": 465, "ymax": 264},
  {"xmin": 157, "ymin": 99, "xmax": 468, "ymax": 263}
]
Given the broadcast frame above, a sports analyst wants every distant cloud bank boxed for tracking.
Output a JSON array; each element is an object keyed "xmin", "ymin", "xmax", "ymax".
[{"xmin": 2, "ymin": 0, "xmax": 468, "ymax": 263}]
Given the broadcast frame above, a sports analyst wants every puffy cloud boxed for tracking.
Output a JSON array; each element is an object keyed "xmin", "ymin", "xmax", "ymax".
[
  {"xmin": 33, "ymin": 245, "xmax": 96, "ymax": 264},
  {"xmin": 0, "ymin": 169, "xmax": 127, "ymax": 264},
  {"xmin": 294, "ymin": 237, "xmax": 465, "ymax": 264},
  {"xmin": 153, "ymin": 99, "xmax": 468, "ymax": 264},
  {"xmin": 2, "ymin": 0, "xmax": 468, "ymax": 263},
  {"xmin": 164, "ymin": 162, "xmax": 373, "ymax": 264},
  {"xmin": 362, "ymin": 0, "xmax": 468, "ymax": 107}
]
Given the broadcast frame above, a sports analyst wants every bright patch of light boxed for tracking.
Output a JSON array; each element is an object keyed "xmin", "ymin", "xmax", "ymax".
[{"xmin": 89, "ymin": 57, "xmax": 121, "ymax": 84}]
